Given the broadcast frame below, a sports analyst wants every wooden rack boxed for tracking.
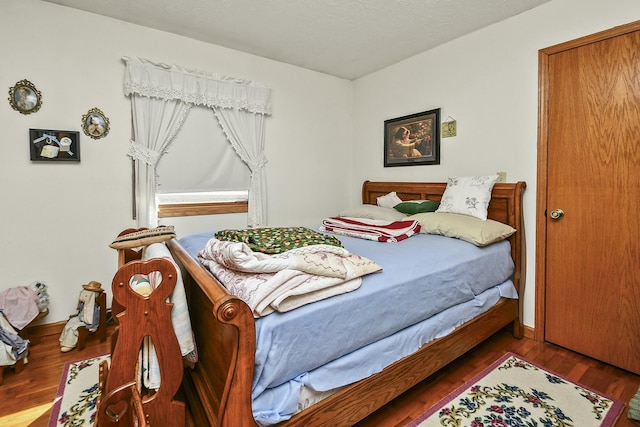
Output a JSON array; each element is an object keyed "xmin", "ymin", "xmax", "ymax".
[{"xmin": 97, "ymin": 255, "xmax": 185, "ymax": 426}]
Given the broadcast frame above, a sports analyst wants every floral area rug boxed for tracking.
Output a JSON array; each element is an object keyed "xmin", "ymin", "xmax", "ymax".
[
  {"xmin": 48, "ymin": 354, "xmax": 110, "ymax": 427},
  {"xmin": 407, "ymin": 352, "xmax": 624, "ymax": 427}
]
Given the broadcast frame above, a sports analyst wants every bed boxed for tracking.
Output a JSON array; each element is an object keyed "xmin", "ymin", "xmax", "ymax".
[{"xmin": 162, "ymin": 180, "xmax": 526, "ymax": 426}]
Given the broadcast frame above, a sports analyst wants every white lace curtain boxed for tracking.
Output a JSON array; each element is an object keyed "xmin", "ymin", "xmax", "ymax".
[{"xmin": 123, "ymin": 56, "xmax": 272, "ymax": 227}]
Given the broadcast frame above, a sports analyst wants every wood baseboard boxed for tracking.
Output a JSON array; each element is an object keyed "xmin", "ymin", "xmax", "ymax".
[
  {"xmin": 24, "ymin": 322, "xmax": 537, "ymax": 343},
  {"xmin": 27, "ymin": 321, "xmax": 535, "ymax": 340},
  {"xmin": 523, "ymin": 325, "xmax": 535, "ymax": 340},
  {"xmin": 26, "ymin": 320, "xmax": 66, "ymax": 340}
]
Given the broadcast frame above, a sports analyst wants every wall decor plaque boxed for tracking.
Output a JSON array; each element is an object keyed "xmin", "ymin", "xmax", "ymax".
[{"xmin": 30, "ymin": 129, "xmax": 80, "ymax": 162}]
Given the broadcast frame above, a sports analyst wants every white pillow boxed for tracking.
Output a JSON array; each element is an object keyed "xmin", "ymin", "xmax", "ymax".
[
  {"xmin": 339, "ymin": 204, "xmax": 407, "ymax": 221},
  {"xmin": 376, "ymin": 191, "xmax": 403, "ymax": 209},
  {"xmin": 435, "ymin": 175, "xmax": 498, "ymax": 220}
]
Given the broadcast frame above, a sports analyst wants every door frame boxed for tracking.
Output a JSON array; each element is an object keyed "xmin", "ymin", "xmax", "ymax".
[{"xmin": 534, "ymin": 19, "xmax": 640, "ymax": 342}]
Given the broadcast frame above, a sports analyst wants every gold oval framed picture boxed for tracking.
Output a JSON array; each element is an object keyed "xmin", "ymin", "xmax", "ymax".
[
  {"xmin": 82, "ymin": 107, "xmax": 110, "ymax": 139},
  {"xmin": 8, "ymin": 79, "xmax": 42, "ymax": 115}
]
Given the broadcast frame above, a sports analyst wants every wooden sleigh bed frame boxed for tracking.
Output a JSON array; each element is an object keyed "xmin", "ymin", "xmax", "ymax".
[{"xmin": 158, "ymin": 180, "xmax": 526, "ymax": 427}]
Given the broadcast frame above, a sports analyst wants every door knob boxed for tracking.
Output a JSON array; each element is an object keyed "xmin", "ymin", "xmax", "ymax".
[{"xmin": 550, "ymin": 208, "xmax": 564, "ymax": 220}]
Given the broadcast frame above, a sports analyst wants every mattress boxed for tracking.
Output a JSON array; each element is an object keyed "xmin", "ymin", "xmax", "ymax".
[{"xmin": 179, "ymin": 230, "xmax": 517, "ymax": 425}]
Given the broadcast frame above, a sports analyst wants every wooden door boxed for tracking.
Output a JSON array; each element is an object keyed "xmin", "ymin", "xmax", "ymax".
[{"xmin": 536, "ymin": 22, "xmax": 640, "ymax": 374}]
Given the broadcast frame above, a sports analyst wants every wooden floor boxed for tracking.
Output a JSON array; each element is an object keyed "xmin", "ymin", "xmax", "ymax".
[
  {"xmin": 356, "ymin": 327, "xmax": 640, "ymax": 427},
  {"xmin": 1, "ymin": 325, "xmax": 638, "ymax": 426}
]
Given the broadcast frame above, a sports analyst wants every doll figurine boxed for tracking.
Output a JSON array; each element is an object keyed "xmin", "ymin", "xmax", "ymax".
[{"xmin": 59, "ymin": 281, "xmax": 103, "ymax": 352}]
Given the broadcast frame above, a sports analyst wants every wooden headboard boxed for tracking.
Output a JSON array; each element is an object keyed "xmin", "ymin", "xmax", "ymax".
[{"xmin": 362, "ymin": 181, "xmax": 525, "ymax": 229}]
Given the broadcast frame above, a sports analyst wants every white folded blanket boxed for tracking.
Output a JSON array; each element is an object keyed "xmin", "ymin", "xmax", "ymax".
[
  {"xmin": 198, "ymin": 238, "xmax": 382, "ymax": 317},
  {"xmin": 137, "ymin": 243, "xmax": 197, "ymax": 390},
  {"xmin": 320, "ymin": 217, "xmax": 421, "ymax": 243}
]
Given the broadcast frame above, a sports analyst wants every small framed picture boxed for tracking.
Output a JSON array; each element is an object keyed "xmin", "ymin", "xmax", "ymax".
[
  {"xmin": 81, "ymin": 107, "xmax": 110, "ymax": 139},
  {"xmin": 30, "ymin": 129, "xmax": 80, "ymax": 162},
  {"xmin": 8, "ymin": 79, "xmax": 42, "ymax": 115},
  {"xmin": 384, "ymin": 108, "xmax": 441, "ymax": 167}
]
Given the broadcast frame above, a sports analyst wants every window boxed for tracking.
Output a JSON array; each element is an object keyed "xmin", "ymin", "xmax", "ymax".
[{"xmin": 155, "ymin": 106, "xmax": 250, "ymax": 217}]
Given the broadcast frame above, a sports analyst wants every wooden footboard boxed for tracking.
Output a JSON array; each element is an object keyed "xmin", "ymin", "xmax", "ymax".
[
  {"xmin": 167, "ymin": 240, "xmax": 258, "ymax": 426},
  {"xmin": 167, "ymin": 180, "xmax": 526, "ymax": 427}
]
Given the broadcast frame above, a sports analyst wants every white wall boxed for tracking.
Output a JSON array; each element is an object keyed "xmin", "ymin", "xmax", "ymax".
[
  {"xmin": 352, "ymin": 0, "xmax": 640, "ymax": 327},
  {"xmin": 0, "ymin": 0, "xmax": 353, "ymax": 324}
]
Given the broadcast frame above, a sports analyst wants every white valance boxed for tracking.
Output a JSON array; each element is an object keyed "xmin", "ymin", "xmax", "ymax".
[{"xmin": 123, "ymin": 56, "xmax": 272, "ymax": 115}]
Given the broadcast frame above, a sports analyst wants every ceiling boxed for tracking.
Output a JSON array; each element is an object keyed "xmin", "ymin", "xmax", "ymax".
[{"xmin": 41, "ymin": 0, "xmax": 551, "ymax": 80}]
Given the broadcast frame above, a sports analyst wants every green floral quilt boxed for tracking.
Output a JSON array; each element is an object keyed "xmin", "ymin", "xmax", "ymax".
[{"xmin": 215, "ymin": 227, "xmax": 343, "ymax": 254}]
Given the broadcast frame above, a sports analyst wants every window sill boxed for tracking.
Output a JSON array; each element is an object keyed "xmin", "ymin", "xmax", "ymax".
[{"xmin": 158, "ymin": 201, "xmax": 248, "ymax": 218}]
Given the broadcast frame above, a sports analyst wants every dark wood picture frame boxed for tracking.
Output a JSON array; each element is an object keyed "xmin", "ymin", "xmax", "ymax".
[
  {"xmin": 29, "ymin": 129, "xmax": 80, "ymax": 162},
  {"xmin": 384, "ymin": 108, "xmax": 440, "ymax": 167}
]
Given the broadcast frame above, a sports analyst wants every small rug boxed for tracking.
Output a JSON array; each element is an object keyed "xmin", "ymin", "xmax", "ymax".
[
  {"xmin": 407, "ymin": 352, "xmax": 624, "ymax": 427},
  {"xmin": 630, "ymin": 385, "xmax": 640, "ymax": 422},
  {"xmin": 49, "ymin": 354, "xmax": 110, "ymax": 427}
]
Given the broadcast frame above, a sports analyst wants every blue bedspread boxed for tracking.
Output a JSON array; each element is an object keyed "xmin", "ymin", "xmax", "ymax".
[{"xmin": 179, "ymin": 231, "xmax": 516, "ymax": 425}]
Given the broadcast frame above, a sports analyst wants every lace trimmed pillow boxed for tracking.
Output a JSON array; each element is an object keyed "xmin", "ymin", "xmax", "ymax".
[
  {"xmin": 376, "ymin": 191, "xmax": 403, "ymax": 208},
  {"xmin": 435, "ymin": 175, "xmax": 498, "ymax": 220}
]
